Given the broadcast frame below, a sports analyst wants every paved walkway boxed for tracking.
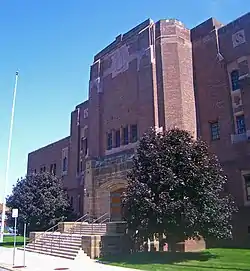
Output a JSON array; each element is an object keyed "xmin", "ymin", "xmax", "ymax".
[{"xmin": 0, "ymin": 248, "xmax": 139, "ymax": 271}]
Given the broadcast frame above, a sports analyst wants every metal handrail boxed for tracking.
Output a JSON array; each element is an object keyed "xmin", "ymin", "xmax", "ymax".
[
  {"xmin": 92, "ymin": 213, "xmax": 109, "ymax": 224},
  {"xmin": 27, "ymin": 221, "xmax": 61, "ymax": 247},
  {"xmin": 67, "ymin": 213, "xmax": 89, "ymax": 234}
]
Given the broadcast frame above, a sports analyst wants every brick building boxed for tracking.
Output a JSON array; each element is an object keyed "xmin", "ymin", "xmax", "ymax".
[
  {"xmin": 27, "ymin": 13, "xmax": 250, "ymax": 245},
  {"xmin": 192, "ymin": 13, "xmax": 250, "ymax": 246}
]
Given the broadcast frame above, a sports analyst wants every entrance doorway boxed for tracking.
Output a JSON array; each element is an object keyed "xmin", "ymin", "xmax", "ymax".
[{"xmin": 110, "ymin": 188, "xmax": 125, "ymax": 221}]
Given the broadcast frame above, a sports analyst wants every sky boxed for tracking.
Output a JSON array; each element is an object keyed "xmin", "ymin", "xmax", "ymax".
[{"xmin": 0, "ymin": 0, "xmax": 248, "ymax": 202}]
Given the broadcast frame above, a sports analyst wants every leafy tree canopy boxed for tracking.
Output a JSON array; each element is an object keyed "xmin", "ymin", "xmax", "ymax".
[
  {"xmin": 6, "ymin": 172, "xmax": 76, "ymax": 232},
  {"xmin": 122, "ymin": 128, "xmax": 237, "ymax": 247}
]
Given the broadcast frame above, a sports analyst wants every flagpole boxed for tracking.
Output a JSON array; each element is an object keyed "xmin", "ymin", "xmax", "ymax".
[{"xmin": 0, "ymin": 71, "xmax": 19, "ymax": 243}]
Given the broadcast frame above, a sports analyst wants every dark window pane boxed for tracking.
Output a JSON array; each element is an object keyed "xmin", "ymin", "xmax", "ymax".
[
  {"xmin": 130, "ymin": 124, "xmax": 138, "ymax": 143},
  {"xmin": 107, "ymin": 132, "xmax": 112, "ymax": 150},
  {"xmin": 231, "ymin": 70, "xmax": 240, "ymax": 91},
  {"xmin": 236, "ymin": 115, "xmax": 246, "ymax": 134},
  {"xmin": 210, "ymin": 121, "xmax": 220, "ymax": 140},
  {"xmin": 115, "ymin": 130, "xmax": 120, "ymax": 148},
  {"xmin": 63, "ymin": 157, "xmax": 67, "ymax": 172},
  {"xmin": 123, "ymin": 126, "xmax": 129, "ymax": 145}
]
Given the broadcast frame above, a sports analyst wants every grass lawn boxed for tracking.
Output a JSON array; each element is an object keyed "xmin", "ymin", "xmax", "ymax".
[
  {"xmin": 0, "ymin": 236, "xmax": 28, "ymax": 248},
  {"xmin": 99, "ymin": 248, "xmax": 250, "ymax": 270}
]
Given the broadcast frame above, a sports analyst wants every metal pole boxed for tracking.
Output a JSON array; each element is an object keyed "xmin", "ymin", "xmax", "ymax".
[
  {"xmin": 23, "ymin": 222, "xmax": 26, "ymax": 267},
  {"xmin": 0, "ymin": 71, "xmax": 19, "ymax": 243},
  {"xmin": 13, "ymin": 217, "xmax": 17, "ymax": 266}
]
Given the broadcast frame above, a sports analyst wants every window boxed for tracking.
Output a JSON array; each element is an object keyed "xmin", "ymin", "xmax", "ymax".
[
  {"xmin": 231, "ymin": 70, "xmax": 240, "ymax": 91},
  {"xmin": 236, "ymin": 115, "xmax": 246, "ymax": 134},
  {"xmin": 115, "ymin": 130, "xmax": 120, "ymax": 148},
  {"xmin": 80, "ymin": 160, "xmax": 83, "ymax": 172},
  {"xmin": 50, "ymin": 163, "xmax": 56, "ymax": 175},
  {"xmin": 63, "ymin": 157, "xmax": 67, "ymax": 172},
  {"xmin": 244, "ymin": 175, "xmax": 250, "ymax": 201},
  {"xmin": 130, "ymin": 124, "xmax": 138, "ymax": 143},
  {"xmin": 70, "ymin": 196, "xmax": 74, "ymax": 207},
  {"xmin": 123, "ymin": 126, "xmax": 129, "ymax": 145},
  {"xmin": 34, "ymin": 169, "xmax": 36, "ymax": 174},
  {"xmin": 239, "ymin": 60, "xmax": 249, "ymax": 77},
  {"xmin": 40, "ymin": 166, "xmax": 46, "ymax": 173},
  {"xmin": 81, "ymin": 137, "xmax": 88, "ymax": 156},
  {"xmin": 107, "ymin": 132, "xmax": 112, "ymax": 150},
  {"xmin": 80, "ymin": 137, "xmax": 84, "ymax": 150},
  {"xmin": 210, "ymin": 121, "xmax": 220, "ymax": 140}
]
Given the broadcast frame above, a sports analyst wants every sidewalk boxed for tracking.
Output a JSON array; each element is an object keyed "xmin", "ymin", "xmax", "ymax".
[{"xmin": 0, "ymin": 248, "xmax": 140, "ymax": 271}]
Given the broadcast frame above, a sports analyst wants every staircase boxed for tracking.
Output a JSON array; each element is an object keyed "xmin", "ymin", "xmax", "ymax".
[
  {"xmin": 19, "ymin": 213, "xmax": 109, "ymax": 260},
  {"xmin": 21, "ymin": 233, "xmax": 83, "ymax": 260},
  {"xmin": 68, "ymin": 222, "xmax": 107, "ymax": 235}
]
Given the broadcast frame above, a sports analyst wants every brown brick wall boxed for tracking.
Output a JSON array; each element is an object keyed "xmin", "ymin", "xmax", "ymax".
[
  {"xmin": 27, "ymin": 136, "xmax": 70, "ymax": 177},
  {"xmin": 156, "ymin": 20, "xmax": 196, "ymax": 135},
  {"xmin": 192, "ymin": 13, "xmax": 250, "ymax": 244}
]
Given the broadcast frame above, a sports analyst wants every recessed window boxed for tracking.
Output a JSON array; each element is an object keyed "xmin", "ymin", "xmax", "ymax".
[
  {"xmin": 231, "ymin": 70, "xmax": 240, "ymax": 91},
  {"xmin": 80, "ymin": 160, "xmax": 83, "ymax": 172},
  {"xmin": 70, "ymin": 197, "xmax": 74, "ymax": 207},
  {"xmin": 130, "ymin": 124, "xmax": 138, "ymax": 143},
  {"xmin": 80, "ymin": 137, "xmax": 84, "ymax": 150},
  {"xmin": 107, "ymin": 132, "xmax": 112, "ymax": 150},
  {"xmin": 123, "ymin": 126, "xmax": 129, "ymax": 145},
  {"xmin": 115, "ymin": 130, "xmax": 120, "ymax": 148},
  {"xmin": 236, "ymin": 115, "xmax": 246, "ymax": 134},
  {"xmin": 81, "ymin": 137, "xmax": 88, "ymax": 156},
  {"xmin": 244, "ymin": 175, "xmax": 250, "ymax": 201},
  {"xmin": 63, "ymin": 157, "xmax": 67, "ymax": 172},
  {"xmin": 40, "ymin": 166, "xmax": 46, "ymax": 173},
  {"xmin": 239, "ymin": 60, "xmax": 249, "ymax": 77},
  {"xmin": 50, "ymin": 163, "xmax": 56, "ymax": 175},
  {"xmin": 210, "ymin": 121, "xmax": 220, "ymax": 140}
]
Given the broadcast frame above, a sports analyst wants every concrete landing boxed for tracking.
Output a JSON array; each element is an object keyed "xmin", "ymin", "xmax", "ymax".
[{"xmin": 0, "ymin": 247, "xmax": 139, "ymax": 271}]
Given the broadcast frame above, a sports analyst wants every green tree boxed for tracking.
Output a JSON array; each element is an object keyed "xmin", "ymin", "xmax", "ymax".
[
  {"xmin": 6, "ymin": 172, "xmax": 76, "ymax": 233},
  {"xmin": 122, "ymin": 128, "xmax": 237, "ymax": 251}
]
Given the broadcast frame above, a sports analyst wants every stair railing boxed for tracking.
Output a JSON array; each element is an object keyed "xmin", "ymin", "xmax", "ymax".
[
  {"xmin": 91, "ymin": 213, "xmax": 109, "ymax": 235},
  {"xmin": 27, "ymin": 222, "xmax": 61, "ymax": 253},
  {"xmin": 67, "ymin": 213, "xmax": 89, "ymax": 235}
]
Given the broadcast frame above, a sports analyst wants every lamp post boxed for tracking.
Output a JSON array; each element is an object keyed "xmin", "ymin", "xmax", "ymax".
[{"xmin": 0, "ymin": 71, "xmax": 19, "ymax": 243}]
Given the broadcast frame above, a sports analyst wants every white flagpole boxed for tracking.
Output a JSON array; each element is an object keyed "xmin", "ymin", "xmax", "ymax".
[{"xmin": 0, "ymin": 71, "xmax": 19, "ymax": 243}]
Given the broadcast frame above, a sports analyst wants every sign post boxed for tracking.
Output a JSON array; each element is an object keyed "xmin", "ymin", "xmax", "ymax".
[
  {"xmin": 12, "ymin": 208, "xmax": 18, "ymax": 267},
  {"xmin": 23, "ymin": 222, "xmax": 26, "ymax": 267}
]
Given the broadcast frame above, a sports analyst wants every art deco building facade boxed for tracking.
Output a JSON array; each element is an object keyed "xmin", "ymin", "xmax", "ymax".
[{"xmin": 27, "ymin": 13, "xmax": 250, "ymax": 245}]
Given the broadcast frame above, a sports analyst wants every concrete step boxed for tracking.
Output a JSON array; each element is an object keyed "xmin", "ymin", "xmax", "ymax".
[
  {"xmin": 26, "ymin": 243, "xmax": 80, "ymax": 253},
  {"xmin": 41, "ymin": 236, "xmax": 82, "ymax": 242}
]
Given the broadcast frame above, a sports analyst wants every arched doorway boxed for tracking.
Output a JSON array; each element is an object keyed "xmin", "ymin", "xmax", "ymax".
[{"xmin": 110, "ymin": 188, "xmax": 126, "ymax": 221}]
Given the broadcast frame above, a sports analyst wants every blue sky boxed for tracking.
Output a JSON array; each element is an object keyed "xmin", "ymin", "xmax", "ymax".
[{"xmin": 0, "ymin": 0, "xmax": 248, "ymax": 201}]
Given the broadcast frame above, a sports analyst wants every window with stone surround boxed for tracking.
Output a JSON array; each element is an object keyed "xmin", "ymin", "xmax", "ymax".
[
  {"xmin": 239, "ymin": 60, "xmax": 249, "ymax": 77},
  {"xmin": 115, "ymin": 130, "xmax": 120, "ymax": 148},
  {"xmin": 63, "ymin": 157, "xmax": 67, "ymax": 172},
  {"xmin": 107, "ymin": 132, "xmax": 112, "ymax": 150},
  {"xmin": 80, "ymin": 137, "xmax": 88, "ymax": 156},
  {"xmin": 210, "ymin": 121, "xmax": 220, "ymax": 140},
  {"xmin": 40, "ymin": 166, "xmax": 46, "ymax": 173},
  {"xmin": 236, "ymin": 114, "xmax": 246, "ymax": 134},
  {"xmin": 243, "ymin": 174, "xmax": 250, "ymax": 201},
  {"xmin": 123, "ymin": 126, "xmax": 129, "ymax": 145},
  {"xmin": 50, "ymin": 163, "xmax": 57, "ymax": 175},
  {"xmin": 231, "ymin": 70, "xmax": 240, "ymax": 91},
  {"xmin": 80, "ymin": 160, "xmax": 83, "ymax": 172},
  {"xmin": 130, "ymin": 124, "xmax": 138, "ymax": 143}
]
